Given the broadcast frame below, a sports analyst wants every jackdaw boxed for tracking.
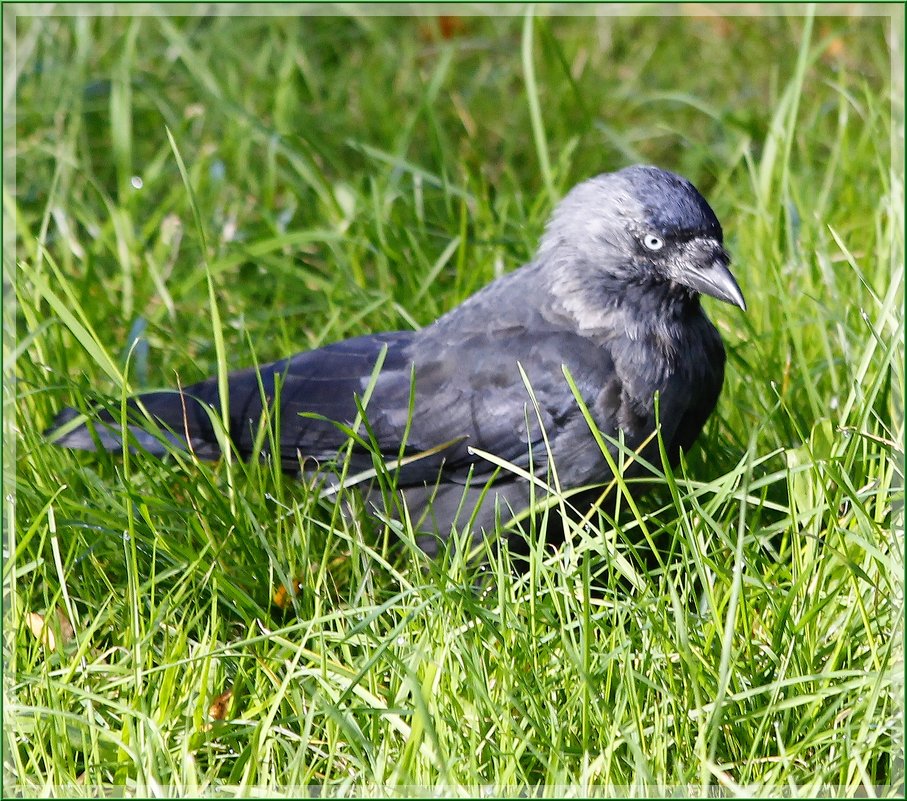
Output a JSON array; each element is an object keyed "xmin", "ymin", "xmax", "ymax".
[{"xmin": 49, "ymin": 165, "xmax": 746, "ymax": 554}]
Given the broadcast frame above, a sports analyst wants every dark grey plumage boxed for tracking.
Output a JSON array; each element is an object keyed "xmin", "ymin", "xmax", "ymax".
[{"xmin": 50, "ymin": 165, "xmax": 745, "ymax": 552}]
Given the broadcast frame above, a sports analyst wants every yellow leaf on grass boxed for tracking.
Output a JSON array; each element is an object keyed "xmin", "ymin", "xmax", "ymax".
[{"xmin": 24, "ymin": 608, "xmax": 74, "ymax": 651}]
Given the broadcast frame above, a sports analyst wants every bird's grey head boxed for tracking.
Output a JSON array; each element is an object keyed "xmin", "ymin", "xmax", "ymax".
[{"xmin": 538, "ymin": 165, "xmax": 746, "ymax": 312}]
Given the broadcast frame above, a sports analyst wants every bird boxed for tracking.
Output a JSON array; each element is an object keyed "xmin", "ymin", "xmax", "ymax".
[{"xmin": 49, "ymin": 165, "xmax": 746, "ymax": 555}]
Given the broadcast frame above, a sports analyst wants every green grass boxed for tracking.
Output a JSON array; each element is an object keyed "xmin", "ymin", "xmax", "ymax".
[{"xmin": 6, "ymin": 8, "xmax": 904, "ymax": 796}]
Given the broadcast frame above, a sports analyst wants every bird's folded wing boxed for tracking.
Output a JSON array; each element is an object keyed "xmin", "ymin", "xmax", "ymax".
[{"xmin": 50, "ymin": 326, "xmax": 654, "ymax": 491}]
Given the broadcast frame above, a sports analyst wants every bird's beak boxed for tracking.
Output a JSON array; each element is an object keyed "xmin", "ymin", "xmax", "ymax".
[{"xmin": 679, "ymin": 241, "xmax": 747, "ymax": 311}]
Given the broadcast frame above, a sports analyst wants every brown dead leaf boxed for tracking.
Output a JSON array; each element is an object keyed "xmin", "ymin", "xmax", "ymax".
[
  {"xmin": 825, "ymin": 36, "xmax": 846, "ymax": 60},
  {"xmin": 208, "ymin": 689, "xmax": 233, "ymax": 721},
  {"xmin": 438, "ymin": 16, "xmax": 467, "ymax": 40},
  {"xmin": 25, "ymin": 612, "xmax": 53, "ymax": 649},
  {"xmin": 24, "ymin": 607, "xmax": 74, "ymax": 651},
  {"xmin": 273, "ymin": 577, "xmax": 304, "ymax": 610},
  {"xmin": 419, "ymin": 15, "xmax": 468, "ymax": 43},
  {"xmin": 55, "ymin": 606, "xmax": 74, "ymax": 643}
]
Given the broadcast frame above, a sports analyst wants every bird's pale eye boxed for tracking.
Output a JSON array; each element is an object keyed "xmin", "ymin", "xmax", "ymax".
[{"xmin": 643, "ymin": 233, "xmax": 664, "ymax": 251}]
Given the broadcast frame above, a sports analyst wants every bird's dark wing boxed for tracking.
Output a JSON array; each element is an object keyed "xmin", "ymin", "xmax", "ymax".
[
  {"xmin": 50, "ymin": 332, "xmax": 420, "ymax": 469},
  {"xmin": 50, "ymin": 316, "xmax": 718, "ymax": 497},
  {"xmin": 395, "ymin": 326, "xmax": 657, "ymax": 488},
  {"xmin": 51, "ymin": 325, "xmax": 619, "ymax": 487}
]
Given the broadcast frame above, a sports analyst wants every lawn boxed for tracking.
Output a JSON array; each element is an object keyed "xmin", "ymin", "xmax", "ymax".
[{"xmin": 5, "ymin": 6, "xmax": 904, "ymax": 796}]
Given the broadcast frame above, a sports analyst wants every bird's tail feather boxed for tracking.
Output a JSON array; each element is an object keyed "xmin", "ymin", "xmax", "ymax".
[{"xmin": 46, "ymin": 390, "xmax": 220, "ymax": 459}]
